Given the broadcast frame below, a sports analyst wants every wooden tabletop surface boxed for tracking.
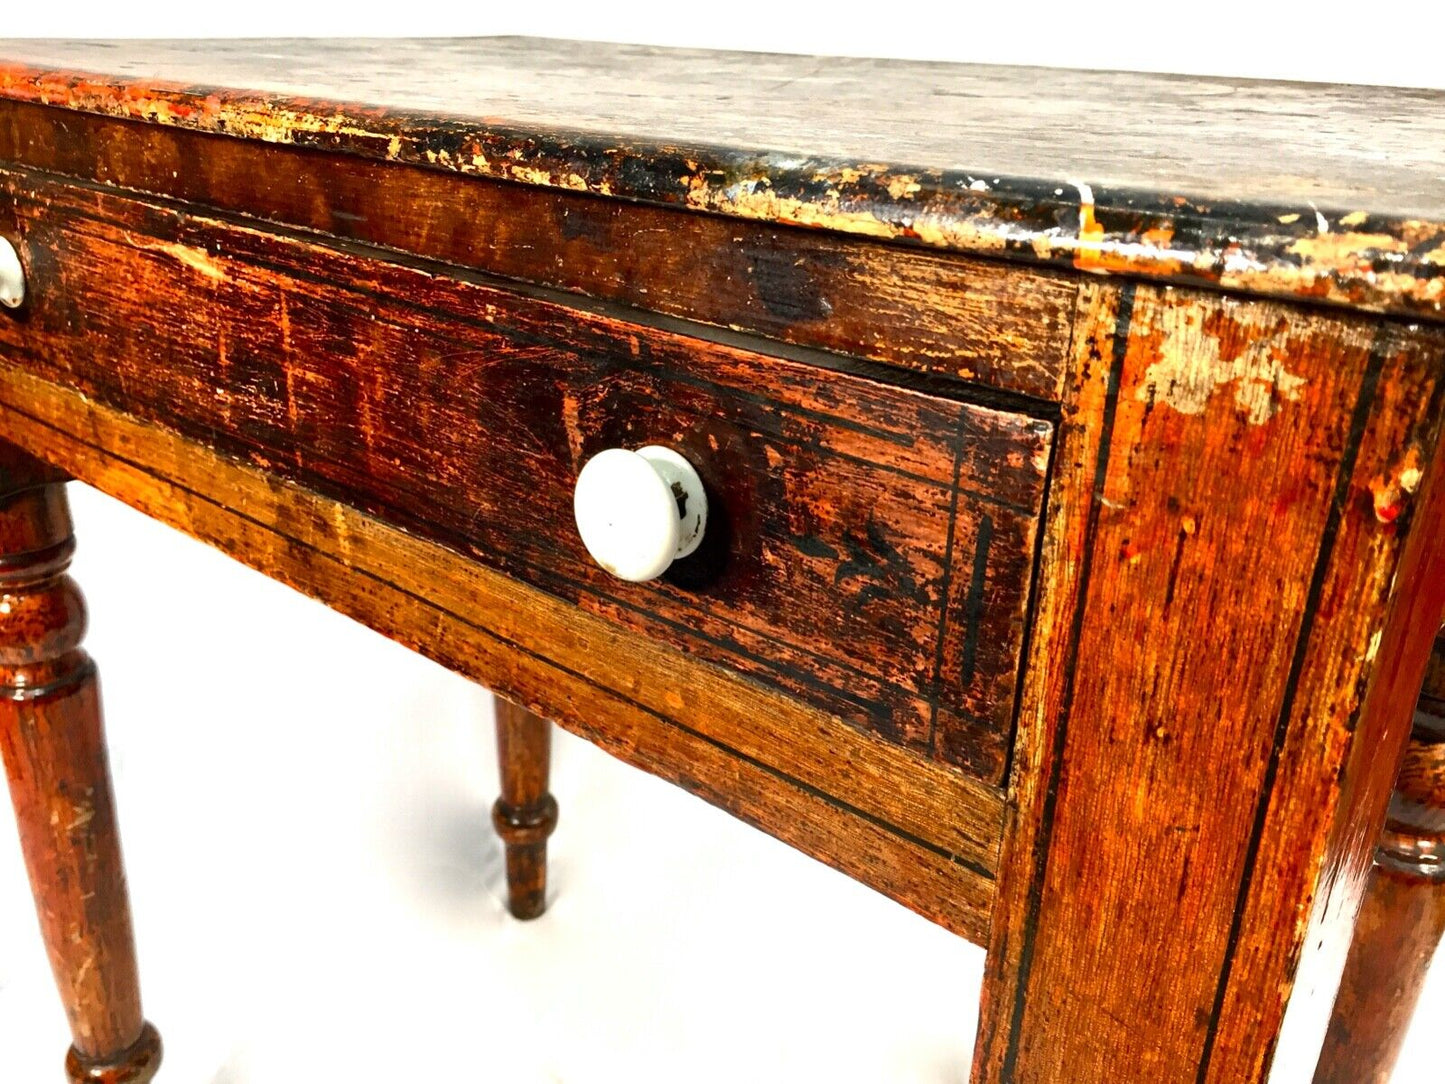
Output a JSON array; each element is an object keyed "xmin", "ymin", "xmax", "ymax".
[{"xmin": 1, "ymin": 37, "xmax": 1442, "ymax": 320}]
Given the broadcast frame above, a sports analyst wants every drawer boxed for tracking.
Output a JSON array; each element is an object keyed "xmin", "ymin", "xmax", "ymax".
[{"xmin": 0, "ymin": 173, "xmax": 1053, "ymax": 784}]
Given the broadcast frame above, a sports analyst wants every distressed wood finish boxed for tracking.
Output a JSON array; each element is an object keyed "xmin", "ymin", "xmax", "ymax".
[
  {"xmin": 0, "ymin": 39, "xmax": 1442, "ymax": 321},
  {"xmin": 0, "ymin": 442, "xmax": 160, "ymax": 1083},
  {"xmin": 0, "ymin": 360, "xmax": 1003, "ymax": 943},
  {"xmin": 0, "ymin": 170, "xmax": 1052, "ymax": 782},
  {"xmin": 493, "ymin": 699, "xmax": 557, "ymax": 920},
  {"xmin": 0, "ymin": 100, "xmax": 1078, "ymax": 401},
  {"xmin": 2, "ymin": 36, "xmax": 1445, "ymax": 1084},
  {"xmin": 975, "ymin": 282, "xmax": 1445, "ymax": 1082},
  {"xmin": 1315, "ymin": 633, "xmax": 1445, "ymax": 1084}
]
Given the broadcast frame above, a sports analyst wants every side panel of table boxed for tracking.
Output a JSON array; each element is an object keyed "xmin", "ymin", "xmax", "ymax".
[{"xmin": 976, "ymin": 281, "xmax": 1445, "ymax": 1081}]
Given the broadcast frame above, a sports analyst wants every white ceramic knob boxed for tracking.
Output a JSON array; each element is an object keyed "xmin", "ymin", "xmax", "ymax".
[
  {"xmin": 0, "ymin": 238, "xmax": 23, "ymax": 309},
  {"xmin": 573, "ymin": 445, "xmax": 708, "ymax": 582}
]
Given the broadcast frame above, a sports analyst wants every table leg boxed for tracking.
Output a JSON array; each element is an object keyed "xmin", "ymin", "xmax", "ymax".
[
  {"xmin": 0, "ymin": 445, "xmax": 160, "ymax": 1083},
  {"xmin": 493, "ymin": 698, "xmax": 557, "ymax": 920},
  {"xmin": 1315, "ymin": 640, "xmax": 1445, "ymax": 1084}
]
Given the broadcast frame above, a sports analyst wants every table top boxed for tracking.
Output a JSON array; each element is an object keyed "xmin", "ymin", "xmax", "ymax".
[{"xmin": 0, "ymin": 37, "xmax": 1442, "ymax": 319}]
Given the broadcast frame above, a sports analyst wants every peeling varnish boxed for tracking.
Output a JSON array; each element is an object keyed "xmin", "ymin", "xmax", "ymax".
[
  {"xmin": 1365, "ymin": 628, "xmax": 1383, "ymax": 663},
  {"xmin": 1288, "ymin": 228, "xmax": 1412, "ymax": 267},
  {"xmin": 68, "ymin": 799, "xmax": 94, "ymax": 832},
  {"xmin": 1370, "ymin": 445, "xmax": 1424, "ymax": 524},
  {"xmin": 5, "ymin": 67, "xmax": 1444, "ymax": 323},
  {"xmin": 1135, "ymin": 305, "xmax": 1306, "ymax": 425},
  {"xmin": 886, "ymin": 174, "xmax": 921, "ymax": 200}
]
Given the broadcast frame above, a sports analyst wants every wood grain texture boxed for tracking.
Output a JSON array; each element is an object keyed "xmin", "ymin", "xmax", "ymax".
[
  {"xmin": 973, "ymin": 279, "xmax": 1123, "ymax": 1077},
  {"xmin": 492, "ymin": 699, "xmax": 557, "ymax": 921},
  {"xmin": 7, "ymin": 39, "xmax": 1445, "ymax": 1081},
  {"xmin": 0, "ymin": 38, "xmax": 1440, "ymax": 320},
  {"xmin": 0, "ymin": 170, "xmax": 1052, "ymax": 782},
  {"xmin": 0, "ymin": 100, "xmax": 1077, "ymax": 400},
  {"xmin": 974, "ymin": 281, "xmax": 1445, "ymax": 1082},
  {"xmin": 0, "ymin": 446, "xmax": 160, "ymax": 1083},
  {"xmin": 0, "ymin": 360, "xmax": 1004, "ymax": 943},
  {"xmin": 1237, "ymin": 356, "xmax": 1445, "ymax": 1084}
]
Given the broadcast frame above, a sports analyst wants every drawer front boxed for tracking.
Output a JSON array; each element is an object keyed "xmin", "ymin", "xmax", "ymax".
[{"xmin": 0, "ymin": 173, "xmax": 1052, "ymax": 783}]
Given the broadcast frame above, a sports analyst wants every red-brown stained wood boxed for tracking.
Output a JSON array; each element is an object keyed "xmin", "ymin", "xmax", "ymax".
[
  {"xmin": 1422, "ymin": 630, "xmax": 1445, "ymax": 711},
  {"xmin": 973, "ymin": 280, "xmax": 1123, "ymax": 1076},
  {"xmin": 0, "ymin": 100, "xmax": 1078, "ymax": 401},
  {"xmin": 1221, "ymin": 350, "xmax": 1445, "ymax": 1084},
  {"xmin": 0, "ymin": 171, "xmax": 1052, "ymax": 783},
  {"xmin": 4, "ymin": 39, "xmax": 1445, "ymax": 1081},
  {"xmin": 0, "ymin": 361, "xmax": 1004, "ymax": 943},
  {"xmin": 493, "ymin": 699, "xmax": 557, "ymax": 921},
  {"xmin": 0, "ymin": 39, "xmax": 1441, "ymax": 322},
  {"xmin": 1315, "ymin": 661, "xmax": 1445, "ymax": 1084},
  {"xmin": 1314, "ymin": 859, "xmax": 1445, "ymax": 1084},
  {"xmin": 0, "ymin": 443, "xmax": 160, "ymax": 1083},
  {"xmin": 975, "ymin": 282, "xmax": 1445, "ymax": 1083}
]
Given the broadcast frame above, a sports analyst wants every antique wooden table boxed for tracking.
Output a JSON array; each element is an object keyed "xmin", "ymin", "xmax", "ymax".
[{"xmin": 0, "ymin": 38, "xmax": 1441, "ymax": 1084}]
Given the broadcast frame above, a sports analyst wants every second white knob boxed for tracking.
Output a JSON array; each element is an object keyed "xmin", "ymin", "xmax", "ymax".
[{"xmin": 0, "ymin": 237, "xmax": 24, "ymax": 309}]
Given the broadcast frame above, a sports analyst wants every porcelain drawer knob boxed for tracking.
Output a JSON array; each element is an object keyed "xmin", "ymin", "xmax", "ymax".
[
  {"xmin": 0, "ymin": 238, "xmax": 24, "ymax": 309},
  {"xmin": 573, "ymin": 446, "xmax": 708, "ymax": 582}
]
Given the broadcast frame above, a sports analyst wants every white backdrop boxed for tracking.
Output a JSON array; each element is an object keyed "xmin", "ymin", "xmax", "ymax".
[{"xmin": 0, "ymin": 6, "xmax": 1442, "ymax": 1082}]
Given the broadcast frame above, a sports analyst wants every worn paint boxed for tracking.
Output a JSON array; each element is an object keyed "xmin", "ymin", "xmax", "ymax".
[
  {"xmin": 1134, "ymin": 303, "xmax": 1307, "ymax": 425},
  {"xmin": 0, "ymin": 57, "xmax": 1441, "ymax": 324},
  {"xmin": 0, "ymin": 173, "xmax": 1055, "ymax": 781},
  {"xmin": 1371, "ymin": 445, "xmax": 1425, "ymax": 525},
  {"xmin": 10, "ymin": 95, "xmax": 1051, "ymax": 404}
]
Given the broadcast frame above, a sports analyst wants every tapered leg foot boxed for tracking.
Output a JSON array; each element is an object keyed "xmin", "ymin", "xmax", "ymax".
[
  {"xmin": 0, "ymin": 444, "xmax": 161, "ymax": 1081},
  {"xmin": 1315, "ymin": 633, "xmax": 1445, "ymax": 1084},
  {"xmin": 493, "ymin": 698, "xmax": 557, "ymax": 920},
  {"xmin": 65, "ymin": 1021, "xmax": 162, "ymax": 1084}
]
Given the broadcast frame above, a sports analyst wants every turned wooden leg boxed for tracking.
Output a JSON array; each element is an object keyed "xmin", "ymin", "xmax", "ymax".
[
  {"xmin": 0, "ymin": 445, "xmax": 160, "ymax": 1084},
  {"xmin": 1315, "ymin": 635, "xmax": 1445, "ymax": 1084},
  {"xmin": 492, "ymin": 698, "xmax": 557, "ymax": 920}
]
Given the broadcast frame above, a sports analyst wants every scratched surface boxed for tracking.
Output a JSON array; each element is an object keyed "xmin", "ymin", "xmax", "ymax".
[
  {"xmin": 0, "ymin": 37, "xmax": 1442, "ymax": 320},
  {"xmin": 0, "ymin": 170, "xmax": 1053, "ymax": 783},
  {"xmin": 0, "ymin": 99, "xmax": 1081, "ymax": 401},
  {"xmin": 975, "ymin": 277, "xmax": 1445, "ymax": 1083}
]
